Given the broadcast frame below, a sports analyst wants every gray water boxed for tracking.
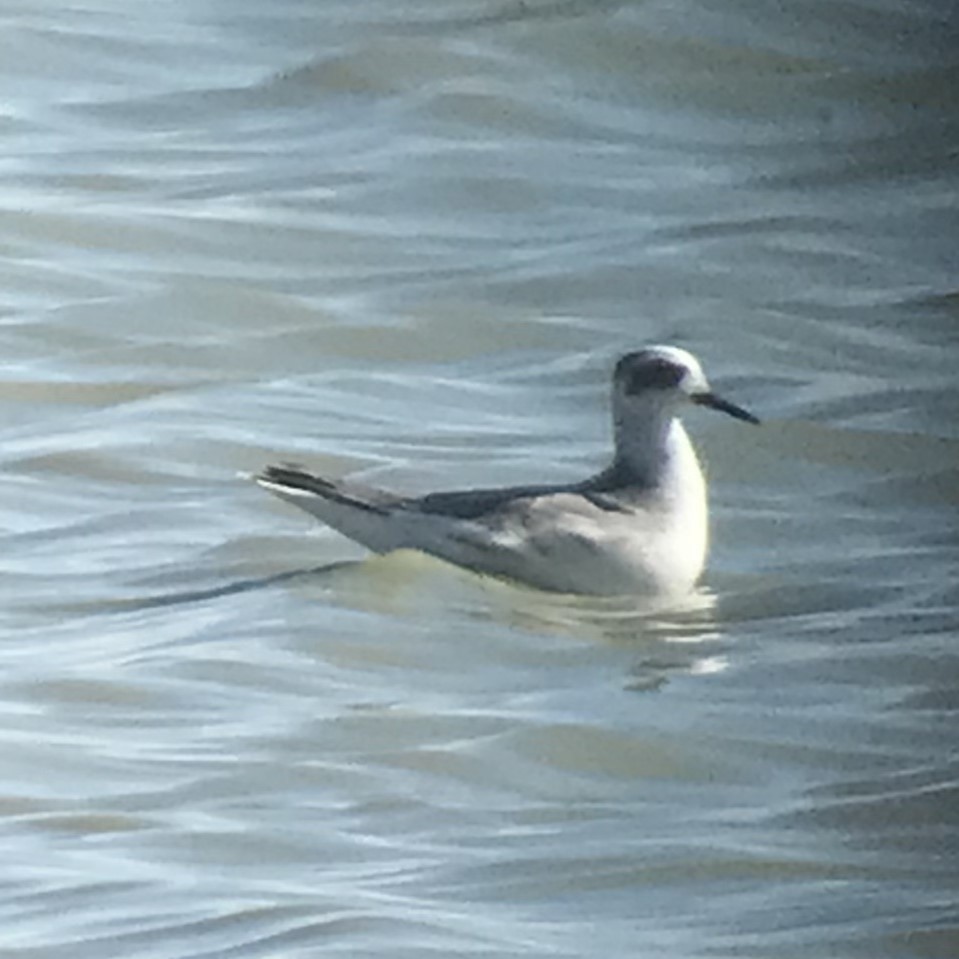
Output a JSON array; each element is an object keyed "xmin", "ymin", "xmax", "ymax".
[{"xmin": 1, "ymin": 1, "xmax": 957, "ymax": 956}]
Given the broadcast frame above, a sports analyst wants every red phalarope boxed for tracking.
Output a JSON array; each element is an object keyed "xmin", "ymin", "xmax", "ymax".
[{"xmin": 256, "ymin": 346, "xmax": 758, "ymax": 596}]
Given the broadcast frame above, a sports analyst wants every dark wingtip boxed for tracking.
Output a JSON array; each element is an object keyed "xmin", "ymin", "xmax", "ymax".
[
  {"xmin": 255, "ymin": 463, "xmax": 314, "ymax": 487},
  {"xmin": 256, "ymin": 464, "xmax": 393, "ymax": 515}
]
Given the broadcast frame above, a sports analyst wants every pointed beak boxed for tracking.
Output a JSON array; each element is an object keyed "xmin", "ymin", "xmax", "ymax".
[{"xmin": 693, "ymin": 391, "xmax": 760, "ymax": 424}]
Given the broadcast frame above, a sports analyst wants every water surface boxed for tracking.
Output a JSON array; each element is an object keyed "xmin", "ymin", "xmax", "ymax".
[{"xmin": 1, "ymin": 1, "xmax": 957, "ymax": 956}]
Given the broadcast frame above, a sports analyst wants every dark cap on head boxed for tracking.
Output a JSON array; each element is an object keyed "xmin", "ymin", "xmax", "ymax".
[{"xmin": 615, "ymin": 350, "xmax": 687, "ymax": 395}]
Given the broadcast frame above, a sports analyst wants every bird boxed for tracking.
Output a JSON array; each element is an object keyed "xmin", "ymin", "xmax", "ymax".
[{"xmin": 255, "ymin": 346, "xmax": 759, "ymax": 597}]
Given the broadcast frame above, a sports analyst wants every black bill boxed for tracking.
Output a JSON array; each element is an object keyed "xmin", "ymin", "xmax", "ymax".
[{"xmin": 693, "ymin": 391, "xmax": 760, "ymax": 424}]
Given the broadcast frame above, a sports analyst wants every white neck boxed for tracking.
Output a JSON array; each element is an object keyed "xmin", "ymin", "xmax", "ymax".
[
  {"xmin": 612, "ymin": 397, "xmax": 684, "ymax": 489},
  {"xmin": 612, "ymin": 402, "xmax": 709, "ymax": 576}
]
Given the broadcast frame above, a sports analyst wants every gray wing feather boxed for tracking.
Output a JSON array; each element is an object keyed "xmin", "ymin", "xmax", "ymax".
[
  {"xmin": 413, "ymin": 483, "xmax": 563, "ymax": 520},
  {"xmin": 414, "ymin": 482, "xmax": 634, "ymax": 519}
]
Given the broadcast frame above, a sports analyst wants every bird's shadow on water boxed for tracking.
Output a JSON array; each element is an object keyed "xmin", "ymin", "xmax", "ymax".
[
  {"xmin": 39, "ymin": 559, "xmax": 363, "ymax": 619},
  {"xmin": 115, "ymin": 560, "xmax": 361, "ymax": 611}
]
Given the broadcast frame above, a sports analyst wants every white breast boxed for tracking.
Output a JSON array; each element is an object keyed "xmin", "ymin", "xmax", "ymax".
[{"xmin": 439, "ymin": 426, "xmax": 709, "ymax": 596}]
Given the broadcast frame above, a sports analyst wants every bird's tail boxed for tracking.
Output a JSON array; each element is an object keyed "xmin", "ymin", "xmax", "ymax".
[{"xmin": 255, "ymin": 464, "xmax": 412, "ymax": 553}]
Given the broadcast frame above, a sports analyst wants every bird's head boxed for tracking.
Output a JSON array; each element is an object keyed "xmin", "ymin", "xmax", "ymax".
[{"xmin": 613, "ymin": 346, "xmax": 759, "ymax": 425}]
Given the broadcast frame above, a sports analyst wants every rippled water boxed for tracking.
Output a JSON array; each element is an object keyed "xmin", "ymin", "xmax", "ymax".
[{"xmin": 2, "ymin": 1, "xmax": 957, "ymax": 956}]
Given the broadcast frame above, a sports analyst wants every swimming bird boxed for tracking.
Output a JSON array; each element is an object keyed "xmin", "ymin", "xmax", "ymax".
[{"xmin": 256, "ymin": 346, "xmax": 758, "ymax": 596}]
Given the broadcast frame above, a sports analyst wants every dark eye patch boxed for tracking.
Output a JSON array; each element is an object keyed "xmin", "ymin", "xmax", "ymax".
[{"xmin": 624, "ymin": 357, "xmax": 684, "ymax": 394}]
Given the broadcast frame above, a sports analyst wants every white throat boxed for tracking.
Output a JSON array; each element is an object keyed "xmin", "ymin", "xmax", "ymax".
[
  {"xmin": 612, "ymin": 402, "xmax": 709, "ymax": 572},
  {"xmin": 613, "ymin": 397, "xmax": 684, "ymax": 488}
]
